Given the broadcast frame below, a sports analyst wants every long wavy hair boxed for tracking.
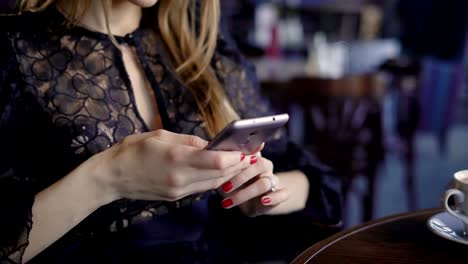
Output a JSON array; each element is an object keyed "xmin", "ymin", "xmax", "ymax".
[{"xmin": 18, "ymin": 0, "xmax": 236, "ymax": 136}]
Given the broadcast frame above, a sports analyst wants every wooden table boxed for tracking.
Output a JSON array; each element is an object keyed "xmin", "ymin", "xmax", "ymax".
[{"xmin": 291, "ymin": 208, "xmax": 468, "ymax": 263}]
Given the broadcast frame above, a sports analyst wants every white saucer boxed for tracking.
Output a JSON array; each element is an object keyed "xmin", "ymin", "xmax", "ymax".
[{"xmin": 427, "ymin": 211, "xmax": 468, "ymax": 245}]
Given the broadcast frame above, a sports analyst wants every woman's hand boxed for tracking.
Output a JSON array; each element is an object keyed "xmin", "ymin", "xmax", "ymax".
[
  {"xmin": 95, "ymin": 129, "xmax": 253, "ymax": 202},
  {"xmin": 218, "ymin": 153, "xmax": 291, "ymax": 217}
]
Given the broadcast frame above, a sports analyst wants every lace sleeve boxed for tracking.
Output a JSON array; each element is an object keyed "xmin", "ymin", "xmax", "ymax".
[
  {"xmin": 0, "ymin": 31, "xmax": 35, "ymax": 264},
  {"xmin": 213, "ymin": 24, "xmax": 342, "ymax": 224}
]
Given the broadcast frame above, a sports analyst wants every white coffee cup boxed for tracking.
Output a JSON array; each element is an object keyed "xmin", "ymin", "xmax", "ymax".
[{"xmin": 443, "ymin": 170, "xmax": 468, "ymax": 235}]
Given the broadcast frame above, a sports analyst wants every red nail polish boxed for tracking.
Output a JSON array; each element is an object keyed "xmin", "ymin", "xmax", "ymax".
[
  {"xmin": 222, "ymin": 199, "xmax": 233, "ymax": 208},
  {"xmin": 262, "ymin": 197, "xmax": 271, "ymax": 205},
  {"xmin": 240, "ymin": 153, "xmax": 246, "ymax": 161},
  {"xmin": 222, "ymin": 181, "xmax": 233, "ymax": 193},
  {"xmin": 250, "ymin": 156, "xmax": 257, "ymax": 165}
]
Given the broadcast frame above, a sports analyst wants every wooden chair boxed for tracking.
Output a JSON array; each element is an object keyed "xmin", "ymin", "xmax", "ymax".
[
  {"xmin": 263, "ymin": 74, "xmax": 385, "ymax": 222},
  {"xmin": 379, "ymin": 58, "xmax": 421, "ymax": 211}
]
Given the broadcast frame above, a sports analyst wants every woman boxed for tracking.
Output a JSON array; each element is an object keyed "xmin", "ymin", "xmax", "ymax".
[{"xmin": 0, "ymin": 0, "xmax": 341, "ymax": 263}]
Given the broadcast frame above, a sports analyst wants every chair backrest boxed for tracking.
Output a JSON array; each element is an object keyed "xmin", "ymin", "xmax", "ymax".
[{"xmin": 286, "ymin": 74, "xmax": 385, "ymax": 178}]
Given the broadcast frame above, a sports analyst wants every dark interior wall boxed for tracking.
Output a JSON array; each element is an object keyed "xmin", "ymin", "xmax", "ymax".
[{"xmin": 397, "ymin": 0, "xmax": 467, "ymax": 60}]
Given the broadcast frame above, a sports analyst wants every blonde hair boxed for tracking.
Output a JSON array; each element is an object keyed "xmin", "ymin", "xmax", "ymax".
[{"xmin": 18, "ymin": 0, "xmax": 236, "ymax": 136}]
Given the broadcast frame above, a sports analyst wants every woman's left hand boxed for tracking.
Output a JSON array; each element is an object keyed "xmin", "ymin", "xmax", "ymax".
[{"xmin": 219, "ymin": 153, "xmax": 291, "ymax": 217}]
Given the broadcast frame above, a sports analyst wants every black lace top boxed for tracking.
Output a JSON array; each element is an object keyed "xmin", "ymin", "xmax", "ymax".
[{"xmin": 0, "ymin": 7, "xmax": 341, "ymax": 264}]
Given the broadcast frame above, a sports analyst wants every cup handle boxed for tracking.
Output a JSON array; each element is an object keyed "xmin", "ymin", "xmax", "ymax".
[{"xmin": 444, "ymin": 189, "xmax": 468, "ymax": 223}]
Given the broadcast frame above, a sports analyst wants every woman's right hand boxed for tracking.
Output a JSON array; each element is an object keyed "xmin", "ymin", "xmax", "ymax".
[{"xmin": 95, "ymin": 129, "xmax": 252, "ymax": 202}]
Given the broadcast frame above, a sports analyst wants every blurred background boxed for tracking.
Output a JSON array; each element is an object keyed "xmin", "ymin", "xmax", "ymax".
[
  {"xmin": 1, "ymin": 0, "xmax": 467, "ymax": 227},
  {"xmin": 220, "ymin": 0, "xmax": 468, "ymax": 227}
]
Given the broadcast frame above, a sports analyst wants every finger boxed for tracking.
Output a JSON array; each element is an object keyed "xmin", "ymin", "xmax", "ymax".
[
  {"xmin": 247, "ymin": 188, "xmax": 290, "ymax": 217},
  {"xmin": 183, "ymin": 161, "xmax": 246, "ymax": 183},
  {"xmin": 154, "ymin": 130, "xmax": 209, "ymax": 149},
  {"xmin": 253, "ymin": 142, "xmax": 265, "ymax": 154},
  {"xmin": 122, "ymin": 130, "xmax": 209, "ymax": 150},
  {"xmin": 181, "ymin": 167, "xmax": 242, "ymax": 195},
  {"xmin": 186, "ymin": 150, "xmax": 254, "ymax": 170},
  {"xmin": 260, "ymin": 188, "xmax": 290, "ymax": 207},
  {"xmin": 221, "ymin": 174, "xmax": 279, "ymax": 208},
  {"xmin": 153, "ymin": 149, "xmax": 251, "ymax": 192},
  {"xmin": 158, "ymin": 140, "xmax": 251, "ymax": 171},
  {"xmin": 221, "ymin": 157, "xmax": 272, "ymax": 194}
]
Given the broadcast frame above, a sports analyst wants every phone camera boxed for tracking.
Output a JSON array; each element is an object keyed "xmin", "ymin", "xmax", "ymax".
[{"xmin": 273, "ymin": 117, "xmax": 276, "ymax": 121}]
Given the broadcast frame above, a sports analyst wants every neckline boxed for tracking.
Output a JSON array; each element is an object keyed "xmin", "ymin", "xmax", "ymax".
[{"xmin": 49, "ymin": 7, "xmax": 142, "ymax": 44}]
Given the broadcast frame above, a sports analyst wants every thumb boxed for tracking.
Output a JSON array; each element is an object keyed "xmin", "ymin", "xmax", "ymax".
[
  {"xmin": 144, "ymin": 130, "xmax": 209, "ymax": 149},
  {"xmin": 253, "ymin": 142, "xmax": 265, "ymax": 154},
  {"xmin": 179, "ymin": 134, "xmax": 209, "ymax": 149},
  {"xmin": 161, "ymin": 131, "xmax": 208, "ymax": 149}
]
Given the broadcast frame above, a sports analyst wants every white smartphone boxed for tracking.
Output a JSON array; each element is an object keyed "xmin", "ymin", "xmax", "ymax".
[{"xmin": 205, "ymin": 114, "xmax": 289, "ymax": 154}]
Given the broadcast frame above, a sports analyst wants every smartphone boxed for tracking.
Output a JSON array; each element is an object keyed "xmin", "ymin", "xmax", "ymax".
[{"xmin": 205, "ymin": 114, "xmax": 289, "ymax": 154}]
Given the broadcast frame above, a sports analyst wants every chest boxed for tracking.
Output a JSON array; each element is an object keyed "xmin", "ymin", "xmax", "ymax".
[
  {"xmin": 13, "ymin": 33, "xmax": 208, "ymax": 159},
  {"xmin": 120, "ymin": 44, "xmax": 162, "ymax": 131}
]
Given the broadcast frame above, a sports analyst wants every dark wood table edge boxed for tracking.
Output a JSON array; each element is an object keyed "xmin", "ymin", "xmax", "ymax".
[{"xmin": 290, "ymin": 208, "xmax": 444, "ymax": 264}]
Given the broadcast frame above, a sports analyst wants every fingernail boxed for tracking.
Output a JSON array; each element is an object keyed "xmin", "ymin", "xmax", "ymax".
[
  {"xmin": 222, "ymin": 199, "xmax": 233, "ymax": 208},
  {"xmin": 240, "ymin": 153, "xmax": 246, "ymax": 161},
  {"xmin": 250, "ymin": 156, "xmax": 257, "ymax": 165},
  {"xmin": 222, "ymin": 181, "xmax": 233, "ymax": 193},
  {"xmin": 262, "ymin": 197, "xmax": 271, "ymax": 205}
]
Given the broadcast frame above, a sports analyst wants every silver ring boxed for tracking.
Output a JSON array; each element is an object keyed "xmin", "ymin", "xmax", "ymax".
[{"xmin": 262, "ymin": 175, "xmax": 278, "ymax": 192}]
